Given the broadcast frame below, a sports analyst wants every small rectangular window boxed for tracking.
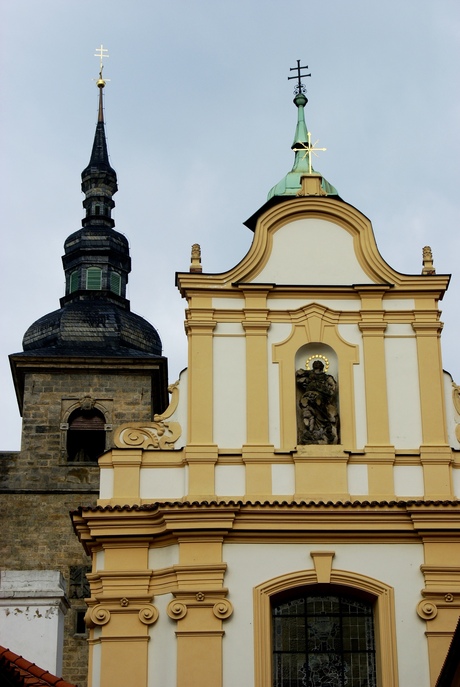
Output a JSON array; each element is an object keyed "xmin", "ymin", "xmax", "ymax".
[{"xmin": 75, "ymin": 609, "xmax": 87, "ymax": 636}]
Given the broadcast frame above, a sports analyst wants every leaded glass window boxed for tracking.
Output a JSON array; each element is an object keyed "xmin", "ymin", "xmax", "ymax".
[{"xmin": 272, "ymin": 591, "xmax": 376, "ymax": 687}]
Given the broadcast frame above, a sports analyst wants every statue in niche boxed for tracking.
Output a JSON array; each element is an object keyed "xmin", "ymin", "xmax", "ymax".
[{"xmin": 296, "ymin": 360, "xmax": 339, "ymax": 444}]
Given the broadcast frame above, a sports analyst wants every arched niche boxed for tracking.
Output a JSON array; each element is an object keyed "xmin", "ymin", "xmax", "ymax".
[
  {"xmin": 272, "ymin": 304, "xmax": 359, "ymax": 451},
  {"xmin": 295, "ymin": 343, "xmax": 340, "ymax": 445}
]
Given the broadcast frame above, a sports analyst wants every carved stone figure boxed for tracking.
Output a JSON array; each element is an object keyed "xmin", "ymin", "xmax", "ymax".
[{"xmin": 296, "ymin": 360, "xmax": 339, "ymax": 444}]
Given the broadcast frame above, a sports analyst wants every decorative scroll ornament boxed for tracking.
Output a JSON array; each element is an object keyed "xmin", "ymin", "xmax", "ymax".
[
  {"xmin": 139, "ymin": 604, "xmax": 159, "ymax": 625},
  {"xmin": 212, "ymin": 599, "xmax": 233, "ymax": 619},
  {"xmin": 417, "ymin": 600, "xmax": 438, "ymax": 620},
  {"xmin": 167, "ymin": 600, "xmax": 188, "ymax": 620},
  {"xmin": 114, "ymin": 381, "xmax": 182, "ymax": 450},
  {"xmin": 87, "ymin": 605, "xmax": 111, "ymax": 627}
]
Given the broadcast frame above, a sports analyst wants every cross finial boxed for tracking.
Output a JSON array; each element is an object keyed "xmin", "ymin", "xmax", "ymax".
[
  {"xmin": 293, "ymin": 132, "xmax": 327, "ymax": 174},
  {"xmin": 288, "ymin": 59, "xmax": 311, "ymax": 95},
  {"xmin": 94, "ymin": 44, "xmax": 109, "ymax": 81}
]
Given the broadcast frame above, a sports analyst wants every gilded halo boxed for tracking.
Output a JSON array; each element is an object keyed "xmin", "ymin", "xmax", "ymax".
[{"xmin": 305, "ymin": 354, "xmax": 330, "ymax": 372}]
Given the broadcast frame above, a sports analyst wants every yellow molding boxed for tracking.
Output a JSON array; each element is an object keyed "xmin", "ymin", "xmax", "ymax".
[
  {"xmin": 310, "ymin": 550, "xmax": 335, "ymax": 582},
  {"xmin": 176, "ymin": 197, "xmax": 450, "ymax": 294}
]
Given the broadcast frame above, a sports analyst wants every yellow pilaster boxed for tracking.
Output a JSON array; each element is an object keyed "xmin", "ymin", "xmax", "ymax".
[
  {"xmin": 412, "ymin": 315, "xmax": 452, "ymax": 498},
  {"xmin": 358, "ymin": 290, "xmax": 395, "ymax": 497},
  {"xmin": 185, "ymin": 298, "xmax": 216, "ymax": 445},
  {"xmin": 167, "ymin": 537, "xmax": 232, "ymax": 687},
  {"xmin": 184, "ymin": 297, "xmax": 218, "ymax": 497},
  {"xmin": 110, "ymin": 449, "xmax": 143, "ymax": 504},
  {"xmin": 241, "ymin": 288, "xmax": 272, "ymax": 445},
  {"xmin": 86, "ymin": 542, "xmax": 157, "ymax": 687}
]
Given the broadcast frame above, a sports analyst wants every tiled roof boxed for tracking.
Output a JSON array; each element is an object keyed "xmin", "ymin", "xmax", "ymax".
[
  {"xmin": 73, "ymin": 497, "xmax": 460, "ymax": 514},
  {"xmin": 0, "ymin": 646, "xmax": 77, "ymax": 687}
]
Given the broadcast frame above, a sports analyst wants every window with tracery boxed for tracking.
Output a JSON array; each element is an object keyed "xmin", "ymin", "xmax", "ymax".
[{"xmin": 272, "ymin": 590, "xmax": 376, "ymax": 687}]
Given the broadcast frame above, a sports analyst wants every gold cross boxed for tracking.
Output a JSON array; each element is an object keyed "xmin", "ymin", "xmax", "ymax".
[
  {"xmin": 94, "ymin": 44, "xmax": 109, "ymax": 79},
  {"xmin": 293, "ymin": 131, "xmax": 327, "ymax": 174}
]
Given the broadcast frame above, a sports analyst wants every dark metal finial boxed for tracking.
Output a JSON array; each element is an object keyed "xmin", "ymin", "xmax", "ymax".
[{"xmin": 288, "ymin": 59, "xmax": 311, "ymax": 95}]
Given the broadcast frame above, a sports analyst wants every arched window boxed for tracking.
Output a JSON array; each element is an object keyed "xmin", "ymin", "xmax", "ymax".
[
  {"xmin": 254, "ymin": 569, "xmax": 398, "ymax": 687},
  {"xmin": 86, "ymin": 267, "xmax": 102, "ymax": 290},
  {"xmin": 272, "ymin": 589, "xmax": 376, "ymax": 687},
  {"xmin": 67, "ymin": 408, "xmax": 106, "ymax": 462}
]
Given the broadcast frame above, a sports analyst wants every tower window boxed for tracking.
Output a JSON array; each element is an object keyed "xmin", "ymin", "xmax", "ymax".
[
  {"xmin": 69, "ymin": 270, "xmax": 79, "ymax": 293},
  {"xmin": 67, "ymin": 408, "xmax": 106, "ymax": 462},
  {"xmin": 272, "ymin": 590, "xmax": 376, "ymax": 687},
  {"xmin": 95, "ymin": 205, "xmax": 101, "ymax": 215},
  {"xmin": 86, "ymin": 267, "xmax": 102, "ymax": 290},
  {"xmin": 110, "ymin": 271, "xmax": 121, "ymax": 295}
]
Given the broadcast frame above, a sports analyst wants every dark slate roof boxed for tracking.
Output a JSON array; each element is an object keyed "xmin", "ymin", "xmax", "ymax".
[
  {"xmin": 22, "ymin": 301, "xmax": 162, "ymax": 356},
  {"xmin": 0, "ymin": 646, "xmax": 77, "ymax": 687}
]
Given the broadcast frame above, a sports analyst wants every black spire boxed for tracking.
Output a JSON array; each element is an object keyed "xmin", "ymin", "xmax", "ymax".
[
  {"xmin": 80, "ymin": 75, "xmax": 118, "ymax": 228},
  {"xmin": 20, "ymin": 61, "xmax": 163, "ymax": 358}
]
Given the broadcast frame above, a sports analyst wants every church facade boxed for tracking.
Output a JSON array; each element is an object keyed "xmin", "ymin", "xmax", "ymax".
[{"xmin": 71, "ymin": 73, "xmax": 460, "ymax": 687}]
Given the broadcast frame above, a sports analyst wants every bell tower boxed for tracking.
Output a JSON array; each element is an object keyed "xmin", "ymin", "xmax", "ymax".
[{"xmin": 2, "ymin": 48, "xmax": 168, "ymax": 687}]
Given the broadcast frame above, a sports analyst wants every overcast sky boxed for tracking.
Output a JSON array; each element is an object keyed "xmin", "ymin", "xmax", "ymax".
[{"xmin": 1, "ymin": 0, "xmax": 459, "ymax": 450}]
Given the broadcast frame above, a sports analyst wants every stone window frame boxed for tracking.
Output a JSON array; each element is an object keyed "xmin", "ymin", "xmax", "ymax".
[
  {"xmin": 60, "ymin": 397, "xmax": 113, "ymax": 464},
  {"xmin": 253, "ymin": 568, "xmax": 399, "ymax": 687}
]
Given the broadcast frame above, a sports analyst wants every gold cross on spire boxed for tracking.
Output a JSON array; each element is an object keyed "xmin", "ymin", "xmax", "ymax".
[
  {"xmin": 94, "ymin": 44, "xmax": 109, "ymax": 81},
  {"xmin": 293, "ymin": 131, "xmax": 327, "ymax": 174}
]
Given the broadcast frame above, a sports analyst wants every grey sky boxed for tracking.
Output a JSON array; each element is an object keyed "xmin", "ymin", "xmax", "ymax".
[{"xmin": 1, "ymin": 0, "xmax": 459, "ymax": 449}]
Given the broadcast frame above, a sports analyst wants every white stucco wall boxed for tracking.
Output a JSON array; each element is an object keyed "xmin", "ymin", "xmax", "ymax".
[
  {"xmin": 272, "ymin": 462, "xmax": 295, "ymax": 496},
  {"xmin": 0, "ymin": 570, "xmax": 68, "ymax": 676},
  {"xmin": 252, "ymin": 219, "xmax": 374, "ymax": 285},
  {"xmin": 149, "ymin": 592, "xmax": 177, "ymax": 687},
  {"xmin": 222, "ymin": 542, "xmax": 429, "ymax": 687},
  {"xmin": 266, "ymin": 298, "xmax": 360, "ymax": 311},
  {"xmin": 385, "ymin": 329, "xmax": 423, "ymax": 448},
  {"xmin": 348, "ymin": 463, "xmax": 369, "ymax": 496},
  {"xmin": 444, "ymin": 371, "xmax": 460, "ymax": 450},
  {"xmin": 215, "ymin": 464, "xmax": 246, "ymax": 497},
  {"xmin": 338, "ymin": 323, "xmax": 367, "ymax": 448},
  {"xmin": 99, "ymin": 466, "xmax": 114, "ymax": 499},
  {"xmin": 394, "ymin": 466, "xmax": 424, "ymax": 497},
  {"xmin": 140, "ymin": 466, "xmax": 187, "ymax": 499},
  {"xmin": 213, "ymin": 328, "xmax": 246, "ymax": 447},
  {"xmin": 267, "ymin": 323, "xmax": 292, "ymax": 448}
]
